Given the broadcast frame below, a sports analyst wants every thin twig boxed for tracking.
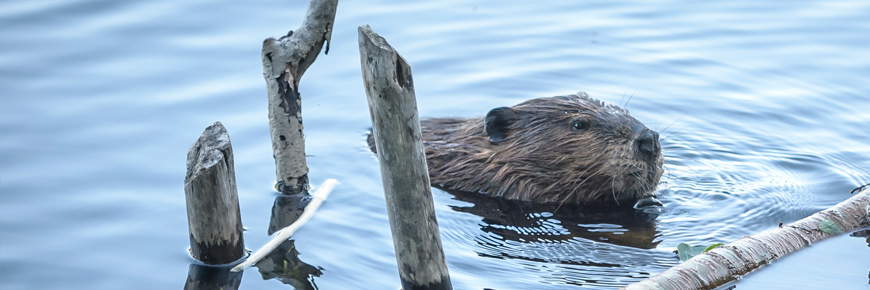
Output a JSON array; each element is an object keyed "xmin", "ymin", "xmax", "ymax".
[{"xmin": 231, "ymin": 179, "xmax": 339, "ymax": 272}]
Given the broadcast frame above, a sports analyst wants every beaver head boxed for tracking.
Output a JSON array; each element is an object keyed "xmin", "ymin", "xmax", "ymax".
[
  {"xmin": 366, "ymin": 92, "xmax": 663, "ymax": 207},
  {"xmin": 410, "ymin": 92, "xmax": 663, "ymax": 207}
]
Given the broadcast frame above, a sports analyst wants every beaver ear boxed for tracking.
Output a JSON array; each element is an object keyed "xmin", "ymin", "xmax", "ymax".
[{"xmin": 485, "ymin": 107, "xmax": 517, "ymax": 144}]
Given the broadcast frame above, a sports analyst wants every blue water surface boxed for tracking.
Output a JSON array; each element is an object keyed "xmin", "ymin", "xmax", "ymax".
[{"xmin": 2, "ymin": 0, "xmax": 869, "ymax": 289}]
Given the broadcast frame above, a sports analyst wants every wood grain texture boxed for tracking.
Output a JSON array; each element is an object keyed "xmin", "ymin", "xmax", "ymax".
[
  {"xmin": 184, "ymin": 122, "xmax": 245, "ymax": 265},
  {"xmin": 359, "ymin": 25, "xmax": 452, "ymax": 290}
]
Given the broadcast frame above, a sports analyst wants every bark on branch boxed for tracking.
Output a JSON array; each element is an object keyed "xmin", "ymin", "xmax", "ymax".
[
  {"xmin": 262, "ymin": 0, "xmax": 338, "ymax": 195},
  {"xmin": 622, "ymin": 186, "xmax": 870, "ymax": 290}
]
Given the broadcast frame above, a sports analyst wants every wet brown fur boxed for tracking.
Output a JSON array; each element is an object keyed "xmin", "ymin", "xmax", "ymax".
[{"xmin": 368, "ymin": 93, "xmax": 663, "ymax": 206}]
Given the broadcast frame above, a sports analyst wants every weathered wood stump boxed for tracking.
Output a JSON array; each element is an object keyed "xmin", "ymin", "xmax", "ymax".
[
  {"xmin": 358, "ymin": 25, "xmax": 453, "ymax": 290},
  {"xmin": 184, "ymin": 122, "xmax": 245, "ymax": 265},
  {"xmin": 262, "ymin": 0, "xmax": 338, "ymax": 195}
]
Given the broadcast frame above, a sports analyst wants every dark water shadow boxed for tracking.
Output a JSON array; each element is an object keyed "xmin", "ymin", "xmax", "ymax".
[
  {"xmin": 441, "ymin": 188, "xmax": 663, "ymax": 250},
  {"xmin": 437, "ymin": 188, "xmax": 677, "ymax": 285},
  {"xmin": 851, "ymin": 228, "xmax": 870, "ymax": 248},
  {"xmin": 184, "ymin": 263, "xmax": 243, "ymax": 290},
  {"xmin": 254, "ymin": 239, "xmax": 323, "ymax": 290},
  {"xmin": 858, "ymin": 229, "xmax": 870, "ymax": 285},
  {"xmin": 252, "ymin": 194, "xmax": 323, "ymax": 289},
  {"xmin": 268, "ymin": 194, "xmax": 312, "ymax": 235}
]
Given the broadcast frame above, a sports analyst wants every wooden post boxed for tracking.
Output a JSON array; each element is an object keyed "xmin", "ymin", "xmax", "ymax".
[
  {"xmin": 358, "ymin": 25, "xmax": 453, "ymax": 290},
  {"xmin": 184, "ymin": 122, "xmax": 245, "ymax": 264},
  {"xmin": 261, "ymin": 0, "xmax": 338, "ymax": 195}
]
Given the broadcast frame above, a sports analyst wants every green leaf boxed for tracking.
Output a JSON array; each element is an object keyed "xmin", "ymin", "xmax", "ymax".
[
  {"xmin": 677, "ymin": 243, "xmax": 710, "ymax": 262},
  {"xmin": 677, "ymin": 243, "xmax": 692, "ymax": 261},
  {"xmin": 818, "ymin": 220, "xmax": 842, "ymax": 234},
  {"xmin": 704, "ymin": 243, "xmax": 725, "ymax": 252}
]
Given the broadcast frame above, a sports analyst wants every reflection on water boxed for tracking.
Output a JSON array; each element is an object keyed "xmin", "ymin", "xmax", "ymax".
[
  {"xmin": 440, "ymin": 189, "xmax": 677, "ymax": 287},
  {"xmin": 254, "ymin": 194, "xmax": 322, "ymax": 289},
  {"xmin": 851, "ymin": 229, "xmax": 870, "ymax": 248},
  {"xmin": 446, "ymin": 189, "xmax": 662, "ymax": 250},
  {"xmin": 268, "ymin": 194, "xmax": 311, "ymax": 236},
  {"xmin": 184, "ymin": 263, "xmax": 243, "ymax": 290},
  {"xmin": 850, "ymin": 227, "xmax": 870, "ymax": 285},
  {"xmin": 254, "ymin": 240, "xmax": 322, "ymax": 290}
]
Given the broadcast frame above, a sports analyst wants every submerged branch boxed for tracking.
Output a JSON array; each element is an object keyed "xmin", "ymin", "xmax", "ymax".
[{"xmin": 622, "ymin": 186, "xmax": 870, "ymax": 290}]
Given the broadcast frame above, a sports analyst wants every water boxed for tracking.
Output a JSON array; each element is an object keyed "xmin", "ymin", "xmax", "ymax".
[{"xmin": 2, "ymin": 0, "xmax": 869, "ymax": 289}]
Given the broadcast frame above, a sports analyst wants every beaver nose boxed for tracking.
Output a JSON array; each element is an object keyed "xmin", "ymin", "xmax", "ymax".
[{"xmin": 635, "ymin": 128, "xmax": 660, "ymax": 160}]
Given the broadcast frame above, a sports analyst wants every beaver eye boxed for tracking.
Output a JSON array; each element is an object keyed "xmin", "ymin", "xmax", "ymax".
[{"xmin": 572, "ymin": 120, "xmax": 588, "ymax": 130}]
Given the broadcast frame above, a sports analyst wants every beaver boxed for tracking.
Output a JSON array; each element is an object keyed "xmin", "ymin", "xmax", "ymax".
[{"xmin": 368, "ymin": 92, "xmax": 663, "ymax": 207}]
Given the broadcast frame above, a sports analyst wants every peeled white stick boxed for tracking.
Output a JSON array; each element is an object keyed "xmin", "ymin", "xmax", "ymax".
[{"xmin": 230, "ymin": 179, "xmax": 339, "ymax": 272}]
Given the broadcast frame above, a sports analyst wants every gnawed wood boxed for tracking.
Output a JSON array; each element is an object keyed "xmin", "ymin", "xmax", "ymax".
[
  {"xmin": 359, "ymin": 25, "xmax": 453, "ymax": 290},
  {"xmin": 262, "ymin": 0, "xmax": 338, "ymax": 195},
  {"xmin": 184, "ymin": 122, "xmax": 245, "ymax": 265},
  {"xmin": 622, "ymin": 186, "xmax": 870, "ymax": 290}
]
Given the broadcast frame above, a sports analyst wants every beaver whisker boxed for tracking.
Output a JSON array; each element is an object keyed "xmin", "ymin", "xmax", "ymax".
[
  {"xmin": 640, "ymin": 172, "xmax": 653, "ymax": 189},
  {"xmin": 569, "ymin": 162, "xmax": 602, "ymax": 189},
  {"xmin": 557, "ymin": 164, "xmax": 607, "ymax": 211},
  {"xmin": 661, "ymin": 125, "xmax": 690, "ymax": 141},
  {"xmin": 589, "ymin": 174, "xmax": 615, "ymax": 203},
  {"xmin": 663, "ymin": 165, "xmax": 672, "ymax": 184},
  {"xmin": 658, "ymin": 115, "xmax": 684, "ymax": 136},
  {"xmin": 553, "ymin": 171, "xmax": 597, "ymax": 213},
  {"xmin": 611, "ymin": 176, "xmax": 620, "ymax": 206},
  {"xmin": 621, "ymin": 88, "xmax": 637, "ymax": 109},
  {"xmin": 633, "ymin": 172, "xmax": 652, "ymax": 194},
  {"xmin": 571, "ymin": 164, "xmax": 607, "ymax": 192}
]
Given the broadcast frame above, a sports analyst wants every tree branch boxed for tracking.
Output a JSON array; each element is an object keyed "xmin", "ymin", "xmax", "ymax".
[{"xmin": 262, "ymin": 0, "xmax": 338, "ymax": 195}]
